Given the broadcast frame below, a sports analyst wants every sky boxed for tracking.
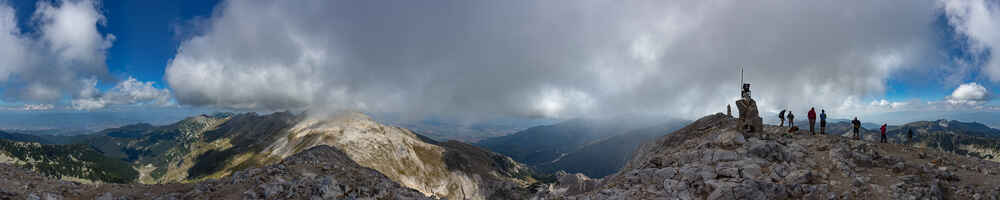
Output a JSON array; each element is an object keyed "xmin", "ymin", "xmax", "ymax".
[{"xmin": 2, "ymin": 0, "xmax": 1000, "ymax": 129}]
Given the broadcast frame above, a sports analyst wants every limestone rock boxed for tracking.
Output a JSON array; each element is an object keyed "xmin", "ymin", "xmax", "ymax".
[
  {"xmin": 715, "ymin": 130, "xmax": 747, "ymax": 148},
  {"xmin": 784, "ymin": 170, "xmax": 814, "ymax": 185}
]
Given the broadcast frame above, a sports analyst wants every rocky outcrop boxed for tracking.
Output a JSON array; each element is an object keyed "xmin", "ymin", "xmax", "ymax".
[{"xmin": 554, "ymin": 113, "xmax": 1000, "ymax": 200}]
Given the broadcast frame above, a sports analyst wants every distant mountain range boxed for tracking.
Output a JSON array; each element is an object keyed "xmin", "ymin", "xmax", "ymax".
[
  {"xmin": 889, "ymin": 119, "xmax": 1000, "ymax": 162},
  {"xmin": 373, "ymin": 115, "xmax": 558, "ymax": 143},
  {"xmin": 531, "ymin": 121, "xmax": 686, "ymax": 178},
  {"xmin": 476, "ymin": 116, "xmax": 686, "ymax": 178},
  {"xmin": 0, "ymin": 112, "xmax": 543, "ymax": 199}
]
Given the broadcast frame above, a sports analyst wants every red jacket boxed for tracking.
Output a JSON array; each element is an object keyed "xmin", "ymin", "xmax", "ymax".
[
  {"xmin": 880, "ymin": 124, "xmax": 887, "ymax": 135},
  {"xmin": 807, "ymin": 109, "xmax": 816, "ymax": 120}
]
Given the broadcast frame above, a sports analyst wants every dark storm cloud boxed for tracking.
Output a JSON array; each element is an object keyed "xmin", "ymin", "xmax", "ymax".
[{"xmin": 167, "ymin": 0, "xmax": 946, "ymax": 119}]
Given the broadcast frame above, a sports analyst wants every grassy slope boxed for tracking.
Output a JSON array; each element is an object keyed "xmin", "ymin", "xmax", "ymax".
[{"xmin": 0, "ymin": 139, "xmax": 138, "ymax": 183}]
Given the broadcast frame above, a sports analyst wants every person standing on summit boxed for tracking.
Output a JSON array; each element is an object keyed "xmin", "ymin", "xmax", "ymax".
[
  {"xmin": 851, "ymin": 117, "xmax": 861, "ymax": 140},
  {"xmin": 880, "ymin": 123, "xmax": 888, "ymax": 143},
  {"xmin": 787, "ymin": 111, "xmax": 795, "ymax": 128},
  {"xmin": 778, "ymin": 110, "xmax": 786, "ymax": 127},
  {"xmin": 808, "ymin": 108, "xmax": 817, "ymax": 135},
  {"xmin": 819, "ymin": 110, "xmax": 827, "ymax": 135}
]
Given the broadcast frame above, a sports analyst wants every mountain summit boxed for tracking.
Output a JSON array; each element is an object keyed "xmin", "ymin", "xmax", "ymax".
[{"xmin": 552, "ymin": 113, "xmax": 1000, "ymax": 199}]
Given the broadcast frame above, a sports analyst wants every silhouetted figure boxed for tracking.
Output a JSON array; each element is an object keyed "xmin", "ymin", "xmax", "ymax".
[
  {"xmin": 787, "ymin": 111, "xmax": 795, "ymax": 128},
  {"xmin": 907, "ymin": 129, "xmax": 914, "ymax": 141},
  {"xmin": 778, "ymin": 110, "xmax": 786, "ymax": 127},
  {"xmin": 880, "ymin": 123, "xmax": 888, "ymax": 143},
  {"xmin": 808, "ymin": 108, "xmax": 816, "ymax": 135},
  {"xmin": 851, "ymin": 117, "xmax": 861, "ymax": 140},
  {"xmin": 742, "ymin": 83, "xmax": 752, "ymax": 99},
  {"xmin": 819, "ymin": 110, "xmax": 827, "ymax": 134}
]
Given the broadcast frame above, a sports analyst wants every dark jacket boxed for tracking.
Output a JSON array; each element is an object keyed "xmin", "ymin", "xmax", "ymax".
[
  {"xmin": 808, "ymin": 109, "xmax": 816, "ymax": 120},
  {"xmin": 779, "ymin": 110, "xmax": 786, "ymax": 119}
]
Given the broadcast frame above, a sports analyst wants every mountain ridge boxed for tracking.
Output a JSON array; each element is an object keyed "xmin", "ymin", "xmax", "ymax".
[{"xmin": 550, "ymin": 113, "xmax": 1000, "ymax": 199}]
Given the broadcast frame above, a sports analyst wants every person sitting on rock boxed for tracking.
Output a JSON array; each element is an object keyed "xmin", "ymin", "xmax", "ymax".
[
  {"xmin": 787, "ymin": 111, "xmax": 795, "ymax": 129},
  {"xmin": 851, "ymin": 117, "xmax": 861, "ymax": 140},
  {"xmin": 808, "ymin": 108, "xmax": 817, "ymax": 135},
  {"xmin": 778, "ymin": 109, "xmax": 786, "ymax": 127},
  {"xmin": 819, "ymin": 109, "xmax": 827, "ymax": 135}
]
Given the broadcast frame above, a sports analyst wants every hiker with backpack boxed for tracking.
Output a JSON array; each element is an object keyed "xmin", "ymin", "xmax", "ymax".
[
  {"xmin": 787, "ymin": 111, "xmax": 795, "ymax": 129},
  {"xmin": 808, "ymin": 108, "xmax": 817, "ymax": 135},
  {"xmin": 819, "ymin": 110, "xmax": 827, "ymax": 134},
  {"xmin": 778, "ymin": 110, "xmax": 786, "ymax": 127},
  {"xmin": 851, "ymin": 117, "xmax": 861, "ymax": 140},
  {"xmin": 880, "ymin": 123, "xmax": 888, "ymax": 143}
]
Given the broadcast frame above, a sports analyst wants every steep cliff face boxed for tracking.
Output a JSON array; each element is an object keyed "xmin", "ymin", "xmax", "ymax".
[
  {"xmin": 552, "ymin": 114, "xmax": 1000, "ymax": 199},
  {"xmin": 261, "ymin": 112, "xmax": 535, "ymax": 200}
]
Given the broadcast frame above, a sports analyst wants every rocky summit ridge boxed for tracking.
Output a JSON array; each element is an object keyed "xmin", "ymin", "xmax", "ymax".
[{"xmin": 550, "ymin": 113, "xmax": 1000, "ymax": 199}]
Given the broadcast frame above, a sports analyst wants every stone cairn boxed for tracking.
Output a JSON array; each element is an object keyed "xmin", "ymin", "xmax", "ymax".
[{"xmin": 736, "ymin": 83, "xmax": 763, "ymax": 135}]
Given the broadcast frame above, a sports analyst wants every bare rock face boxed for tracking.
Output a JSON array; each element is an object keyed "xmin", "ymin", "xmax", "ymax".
[
  {"xmin": 535, "ymin": 171, "xmax": 602, "ymax": 197},
  {"xmin": 736, "ymin": 98, "xmax": 764, "ymax": 134},
  {"xmin": 558, "ymin": 114, "xmax": 1000, "ymax": 200}
]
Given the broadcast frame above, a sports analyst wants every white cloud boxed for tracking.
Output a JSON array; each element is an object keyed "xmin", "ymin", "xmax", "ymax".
[
  {"xmin": 167, "ymin": 0, "xmax": 943, "ymax": 119},
  {"xmin": 941, "ymin": 0, "xmax": 1000, "ymax": 81},
  {"xmin": 946, "ymin": 82, "xmax": 991, "ymax": 105},
  {"xmin": 71, "ymin": 77, "xmax": 173, "ymax": 110},
  {"xmin": 0, "ymin": 0, "xmax": 114, "ymax": 102},
  {"xmin": 22, "ymin": 104, "xmax": 54, "ymax": 111}
]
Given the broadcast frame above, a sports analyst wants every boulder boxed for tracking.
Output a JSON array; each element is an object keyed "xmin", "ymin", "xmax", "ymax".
[
  {"xmin": 784, "ymin": 170, "xmax": 814, "ymax": 185},
  {"xmin": 715, "ymin": 130, "xmax": 747, "ymax": 148},
  {"xmin": 714, "ymin": 150, "xmax": 739, "ymax": 162},
  {"xmin": 740, "ymin": 164, "xmax": 763, "ymax": 179}
]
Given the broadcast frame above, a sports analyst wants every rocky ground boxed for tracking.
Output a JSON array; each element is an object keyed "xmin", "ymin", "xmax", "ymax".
[
  {"xmin": 553, "ymin": 113, "xmax": 1000, "ymax": 200},
  {"xmin": 0, "ymin": 145, "xmax": 429, "ymax": 200}
]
